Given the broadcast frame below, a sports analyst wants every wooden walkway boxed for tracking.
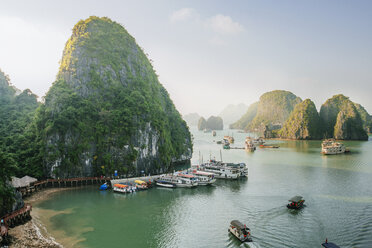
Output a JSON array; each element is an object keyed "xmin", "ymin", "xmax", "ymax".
[
  {"xmin": 19, "ymin": 177, "xmax": 111, "ymax": 197},
  {"xmin": 1, "ymin": 203, "xmax": 32, "ymax": 244}
]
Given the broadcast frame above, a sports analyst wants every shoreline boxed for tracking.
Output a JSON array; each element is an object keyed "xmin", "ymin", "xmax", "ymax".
[{"xmin": 8, "ymin": 187, "xmax": 74, "ymax": 248}]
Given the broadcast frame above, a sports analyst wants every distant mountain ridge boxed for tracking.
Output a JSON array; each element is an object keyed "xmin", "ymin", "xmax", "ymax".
[
  {"xmin": 218, "ymin": 103, "xmax": 248, "ymax": 125},
  {"xmin": 231, "ymin": 90, "xmax": 370, "ymax": 140}
]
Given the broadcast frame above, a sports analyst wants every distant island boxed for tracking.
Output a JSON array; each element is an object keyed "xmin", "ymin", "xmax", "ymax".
[
  {"xmin": 183, "ymin": 113, "xmax": 201, "ymax": 127},
  {"xmin": 231, "ymin": 90, "xmax": 371, "ymax": 140},
  {"xmin": 198, "ymin": 116, "xmax": 223, "ymax": 131}
]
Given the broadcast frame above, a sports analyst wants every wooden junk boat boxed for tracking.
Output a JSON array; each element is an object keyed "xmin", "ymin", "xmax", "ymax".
[
  {"xmin": 228, "ymin": 220, "xmax": 252, "ymax": 242},
  {"xmin": 287, "ymin": 196, "xmax": 305, "ymax": 209}
]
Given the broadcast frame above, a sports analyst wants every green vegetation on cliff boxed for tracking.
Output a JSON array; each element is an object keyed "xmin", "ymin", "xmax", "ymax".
[
  {"xmin": 354, "ymin": 103, "xmax": 372, "ymax": 133},
  {"xmin": 0, "ymin": 69, "xmax": 39, "ymax": 215},
  {"xmin": 250, "ymin": 90, "xmax": 302, "ymax": 131},
  {"xmin": 320, "ymin": 94, "xmax": 367, "ymax": 140},
  {"xmin": 279, "ymin": 99, "xmax": 322, "ymax": 139},
  {"xmin": 34, "ymin": 16, "xmax": 192, "ymax": 178},
  {"xmin": 230, "ymin": 102, "xmax": 258, "ymax": 130}
]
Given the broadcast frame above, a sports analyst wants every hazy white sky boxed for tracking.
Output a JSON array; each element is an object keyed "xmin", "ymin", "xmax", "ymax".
[{"xmin": 1, "ymin": 0, "xmax": 371, "ymax": 116}]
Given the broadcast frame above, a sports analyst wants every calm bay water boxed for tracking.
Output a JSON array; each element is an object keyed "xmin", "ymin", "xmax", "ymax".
[{"xmin": 36, "ymin": 127, "xmax": 372, "ymax": 248}]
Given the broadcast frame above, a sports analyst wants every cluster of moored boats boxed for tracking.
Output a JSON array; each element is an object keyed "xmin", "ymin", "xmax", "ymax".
[
  {"xmin": 101, "ymin": 160, "xmax": 248, "ymax": 193},
  {"xmin": 155, "ymin": 159, "xmax": 248, "ymax": 188}
]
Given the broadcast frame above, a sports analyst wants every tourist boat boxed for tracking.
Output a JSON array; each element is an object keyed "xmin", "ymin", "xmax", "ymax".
[
  {"xmin": 321, "ymin": 139, "xmax": 346, "ymax": 155},
  {"xmin": 224, "ymin": 135, "xmax": 234, "ymax": 144},
  {"xmin": 212, "ymin": 130, "xmax": 216, "ymax": 136},
  {"xmin": 174, "ymin": 173, "xmax": 198, "ymax": 187},
  {"xmin": 189, "ymin": 170, "xmax": 216, "ymax": 185},
  {"xmin": 245, "ymin": 139, "xmax": 256, "ymax": 151},
  {"xmin": 200, "ymin": 163, "xmax": 240, "ymax": 179},
  {"xmin": 246, "ymin": 137, "xmax": 264, "ymax": 146},
  {"xmin": 157, "ymin": 175, "xmax": 198, "ymax": 188},
  {"xmin": 228, "ymin": 220, "xmax": 252, "ymax": 242},
  {"xmin": 113, "ymin": 183, "xmax": 136, "ymax": 193},
  {"xmin": 134, "ymin": 180, "xmax": 148, "ymax": 190},
  {"xmin": 287, "ymin": 196, "xmax": 305, "ymax": 209},
  {"xmin": 322, "ymin": 239, "xmax": 340, "ymax": 248},
  {"xmin": 227, "ymin": 163, "xmax": 248, "ymax": 177}
]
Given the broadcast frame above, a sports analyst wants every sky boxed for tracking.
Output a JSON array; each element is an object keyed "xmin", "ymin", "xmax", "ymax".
[{"xmin": 1, "ymin": 0, "xmax": 371, "ymax": 117}]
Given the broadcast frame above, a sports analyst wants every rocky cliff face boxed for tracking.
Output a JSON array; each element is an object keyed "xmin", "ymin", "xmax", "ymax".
[
  {"xmin": 229, "ymin": 102, "xmax": 258, "ymax": 130},
  {"xmin": 36, "ymin": 17, "xmax": 192, "ymax": 178},
  {"xmin": 278, "ymin": 99, "xmax": 322, "ymax": 140},
  {"xmin": 354, "ymin": 103, "xmax": 372, "ymax": 133},
  {"xmin": 246, "ymin": 90, "xmax": 302, "ymax": 131},
  {"xmin": 320, "ymin": 94, "xmax": 367, "ymax": 140}
]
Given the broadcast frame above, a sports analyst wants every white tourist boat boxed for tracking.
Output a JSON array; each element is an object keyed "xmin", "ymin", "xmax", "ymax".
[
  {"xmin": 200, "ymin": 163, "xmax": 240, "ymax": 179},
  {"xmin": 189, "ymin": 170, "xmax": 216, "ymax": 185},
  {"xmin": 157, "ymin": 174, "xmax": 198, "ymax": 188},
  {"xmin": 321, "ymin": 139, "xmax": 346, "ymax": 155}
]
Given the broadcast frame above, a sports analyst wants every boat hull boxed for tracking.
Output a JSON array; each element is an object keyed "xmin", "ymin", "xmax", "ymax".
[
  {"xmin": 156, "ymin": 182, "xmax": 176, "ymax": 188},
  {"xmin": 228, "ymin": 227, "xmax": 252, "ymax": 242}
]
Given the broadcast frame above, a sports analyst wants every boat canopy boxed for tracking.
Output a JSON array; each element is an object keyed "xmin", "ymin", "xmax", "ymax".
[
  {"xmin": 289, "ymin": 196, "xmax": 303, "ymax": 202},
  {"xmin": 230, "ymin": 220, "xmax": 246, "ymax": 230},
  {"xmin": 114, "ymin": 184, "xmax": 128, "ymax": 188},
  {"xmin": 178, "ymin": 174, "xmax": 195, "ymax": 178},
  {"xmin": 135, "ymin": 180, "xmax": 146, "ymax": 185},
  {"xmin": 321, "ymin": 242, "xmax": 340, "ymax": 248},
  {"xmin": 193, "ymin": 171, "xmax": 214, "ymax": 176}
]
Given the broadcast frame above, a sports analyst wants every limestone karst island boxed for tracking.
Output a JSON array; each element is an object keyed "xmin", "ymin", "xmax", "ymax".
[{"xmin": 1, "ymin": 2, "xmax": 372, "ymax": 248}]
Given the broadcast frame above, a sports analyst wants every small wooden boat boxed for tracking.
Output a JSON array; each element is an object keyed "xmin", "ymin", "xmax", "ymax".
[
  {"xmin": 287, "ymin": 196, "xmax": 305, "ymax": 209},
  {"xmin": 322, "ymin": 239, "xmax": 340, "ymax": 248},
  {"xmin": 228, "ymin": 220, "xmax": 252, "ymax": 242},
  {"xmin": 99, "ymin": 182, "xmax": 109, "ymax": 190},
  {"xmin": 134, "ymin": 180, "xmax": 148, "ymax": 190},
  {"xmin": 259, "ymin": 145, "xmax": 279, "ymax": 148}
]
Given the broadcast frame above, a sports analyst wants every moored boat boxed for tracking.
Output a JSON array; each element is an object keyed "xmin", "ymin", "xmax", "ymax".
[
  {"xmin": 245, "ymin": 139, "xmax": 256, "ymax": 151},
  {"xmin": 189, "ymin": 170, "xmax": 216, "ymax": 185},
  {"xmin": 113, "ymin": 183, "xmax": 136, "ymax": 193},
  {"xmin": 228, "ymin": 220, "xmax": 252, "ymax": 242},
  {"xmin": 200, "ymin": 163, "xmax": 239, "ymax": 179},
  {"xmin": 156, "ymin": 180, "xmax": 176, "ymax": 188},
  {"xmin": 134, "ymin": 180, "xmax": 148, "ymax": 190},
  {"xmin": 99, "ymin": 182, "xmax": 109, "ymax": 190}
]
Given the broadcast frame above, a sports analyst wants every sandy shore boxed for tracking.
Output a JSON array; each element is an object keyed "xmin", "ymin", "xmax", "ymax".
[{"xmin": 8, "ymin": 188, "xmax": 73, "ymax": 248}]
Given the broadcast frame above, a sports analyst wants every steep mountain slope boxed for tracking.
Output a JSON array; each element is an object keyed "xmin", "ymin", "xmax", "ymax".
[
  {"xmin": 279, "ymin": 99, "xmax": 323, "ymax": 139},
  {"xmin": 35, "ymin": 17, "xmax": 192, "ymax": 177},
  {"xmin": 320, "ymin": 94, "xmax": 367, "ymax": 140}
]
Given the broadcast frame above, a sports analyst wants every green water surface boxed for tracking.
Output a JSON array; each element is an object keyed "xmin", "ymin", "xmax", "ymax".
[{"xmin": 37, "ymin": 128, "xmax": 372, "ymax": 248}]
